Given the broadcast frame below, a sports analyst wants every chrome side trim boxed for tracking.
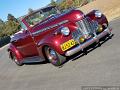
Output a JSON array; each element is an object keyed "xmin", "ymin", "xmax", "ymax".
[
  {"xmin": 32, "ymin": 20, "xmax": 68, "ymax": 36},
  {"xmin": 65, "ymin": 28, "xmax": 111, "ymax": 56}
]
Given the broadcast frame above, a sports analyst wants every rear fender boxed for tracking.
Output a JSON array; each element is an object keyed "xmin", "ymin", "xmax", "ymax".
[{"xmin": 8, "ymin": 44, "xmax": 23, "ymax": 61}]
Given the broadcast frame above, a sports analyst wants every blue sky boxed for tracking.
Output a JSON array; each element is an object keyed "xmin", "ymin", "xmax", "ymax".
[{"xmin": 0, "ymin": 0, "xmax": 51, "ymax": 21}]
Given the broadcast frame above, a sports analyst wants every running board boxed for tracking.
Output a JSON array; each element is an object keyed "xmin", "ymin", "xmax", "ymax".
[{"xmin": 23, "ymin": 56, "xmax": 45, "ymax": 64}]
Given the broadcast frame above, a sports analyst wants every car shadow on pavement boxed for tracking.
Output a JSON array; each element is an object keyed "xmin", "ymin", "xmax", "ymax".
[
  {"xmin": 24, "ymin": 61, "xmax": 49, "ymax": 66},
  {"xmin": 67, "ymin": 34, "xmax": 114, "ymax": 62}
]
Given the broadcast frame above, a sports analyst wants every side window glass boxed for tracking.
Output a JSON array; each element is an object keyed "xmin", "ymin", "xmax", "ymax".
[{"xmin": 20, "ymin": 22, "xmax": 27, "ymax": 30}]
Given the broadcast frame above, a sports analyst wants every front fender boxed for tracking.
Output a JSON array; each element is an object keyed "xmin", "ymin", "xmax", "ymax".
[
  {"xmin": 37, "ymin": 34, "xmax": 71, "ymax": 56},
  {"xmin": 86, "ymin": 10, "xmax": 108, "ymax": 25},
  {"xmin": 37, "ymin": 22, "xmax": 77, "ymax": 57}
]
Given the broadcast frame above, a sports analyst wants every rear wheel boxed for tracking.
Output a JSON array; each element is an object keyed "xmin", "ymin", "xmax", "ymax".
[
  {"xmin": 44, "ymin": 47, "xmax": 66, "ymax": 66},
  {"xmin": 11, "ymin": 52, "xmax": 23, "ymax": 66}
]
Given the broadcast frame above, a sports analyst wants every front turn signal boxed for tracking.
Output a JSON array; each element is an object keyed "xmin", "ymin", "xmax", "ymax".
[
  {"xmin": 79, "ymin": 37, "xmax": 85, "ymax": 43},
  {"xmin": 98, "ymin": 25, "xmax": 103, "ymax": 32}
]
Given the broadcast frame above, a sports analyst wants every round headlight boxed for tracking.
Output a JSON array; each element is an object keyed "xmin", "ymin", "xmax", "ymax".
[
  {"xmin": 95, "ymin": 10, "xmax": 102, "ymax": 18},
  {"xmin": 61, "ymin": 27, "xmax": 70, "ymax": 36}
]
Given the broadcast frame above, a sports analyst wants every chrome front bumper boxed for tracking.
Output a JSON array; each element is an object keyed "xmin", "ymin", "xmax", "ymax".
[{"xmin": 65, "ymin": 27, "xmax": 112, "ymax": 56}]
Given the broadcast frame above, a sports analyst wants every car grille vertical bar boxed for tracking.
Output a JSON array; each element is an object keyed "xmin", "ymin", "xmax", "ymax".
[{"xmin": 72, "ymin": 17, "xmax": 98, "ymax": 40}]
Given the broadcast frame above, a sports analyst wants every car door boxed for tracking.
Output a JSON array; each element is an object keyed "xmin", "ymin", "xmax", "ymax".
[{"xmin": 15, "ymin": 22, "xmax": 39, "ymax": 57}]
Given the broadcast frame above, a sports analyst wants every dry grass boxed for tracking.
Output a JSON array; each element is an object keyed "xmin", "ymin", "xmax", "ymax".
[{"xmin": 79, "ymin": 0, "xmax": 120, "ymax": 21}]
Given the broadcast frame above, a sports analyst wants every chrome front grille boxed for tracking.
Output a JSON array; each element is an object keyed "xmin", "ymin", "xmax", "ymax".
[
  {"xmin": 72, "ymin": 28, "xmax": 82, "ymax": 41},
  {"xmin": 72, "ymin": 17, "xmax": 98, "ymax": 40}
]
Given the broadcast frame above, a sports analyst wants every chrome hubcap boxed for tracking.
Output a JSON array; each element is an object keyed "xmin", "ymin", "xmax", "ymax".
[
  {"xmin": 47, "ymin": 48, "xmax": 57, "ymax": 63},
  {"xmin": 50, "ymin": 50, "xmax": 56, "ymax": 57}
]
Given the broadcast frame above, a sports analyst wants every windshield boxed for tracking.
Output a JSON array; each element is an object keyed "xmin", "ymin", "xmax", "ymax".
[{"xmin": 25, "ymin": 6, "xmax": 59, "ymax": 27}]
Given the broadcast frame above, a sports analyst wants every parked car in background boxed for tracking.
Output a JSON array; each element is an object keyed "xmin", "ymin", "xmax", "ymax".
[{"xmin": 8, "ymin": 6, "xmax": 112, "ymax": 66}]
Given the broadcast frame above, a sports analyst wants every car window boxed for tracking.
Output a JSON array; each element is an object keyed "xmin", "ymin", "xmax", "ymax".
[
  {"xmin": 20, "ymin": 22, "xmax": 27, "ymax": 30},
  {"xmin": 25, "ymin": 6, "xmax": 59, "ymax": 27},
  {"xmin": 26, "ymin": 12, "xmax": 44, "ymax": 26}
]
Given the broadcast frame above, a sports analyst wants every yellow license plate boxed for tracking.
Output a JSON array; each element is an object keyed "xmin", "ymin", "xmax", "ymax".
[{"xmin": 60, "ymin": 39, "xmax": 76, "ymax": 51}]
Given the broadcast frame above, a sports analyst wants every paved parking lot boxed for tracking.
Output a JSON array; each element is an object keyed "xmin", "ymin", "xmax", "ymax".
[{"xmin": 0, "ymin": 18, "xmax": 120, "ymax": 90}]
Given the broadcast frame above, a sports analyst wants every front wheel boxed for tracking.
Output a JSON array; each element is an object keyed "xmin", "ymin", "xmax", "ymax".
[{"xmin": 44, "ymin": 47, "xmax": 66, "ymax": 66}]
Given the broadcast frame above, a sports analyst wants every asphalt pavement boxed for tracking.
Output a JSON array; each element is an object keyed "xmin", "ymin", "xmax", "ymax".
[{"xmin": 0, "ymin": 18, "xmax": 120, "ymax": 90}]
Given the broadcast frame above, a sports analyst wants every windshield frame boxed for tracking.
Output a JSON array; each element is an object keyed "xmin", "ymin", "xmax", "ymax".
[{"xmin": 23, "ymin": 6, "xmax": 60, "ymax": 27}]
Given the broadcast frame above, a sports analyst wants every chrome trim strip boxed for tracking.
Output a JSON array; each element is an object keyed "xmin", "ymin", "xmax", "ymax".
[
  {"xmin": 65, "ymin": 28, "xmax": 111, "ymax": 56},
  {"xmin": 74, "ymin": 17, "xmax": 98, "ymax": 40},
  {"xmin": 32, "ymin": 20, "xmax": 68, "ymax": 36}
]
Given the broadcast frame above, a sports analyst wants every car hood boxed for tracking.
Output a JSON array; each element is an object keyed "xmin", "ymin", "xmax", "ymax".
[{"xmin": 32, "ymin": 9, "xmax": 84, "ymax": 31}]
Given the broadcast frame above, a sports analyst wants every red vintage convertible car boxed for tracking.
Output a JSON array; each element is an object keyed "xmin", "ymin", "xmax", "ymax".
[{"xmin": 8, "ymin": 6, "xmax": 112, "ymax": 66}]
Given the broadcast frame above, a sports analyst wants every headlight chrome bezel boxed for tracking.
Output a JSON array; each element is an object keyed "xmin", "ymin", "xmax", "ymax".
[
  {"xmin": 61, "ymin": 27, "xmax": 70, "ymax": 36},
  {"xmin": 95, "ymin": 10, "xmax": 102, "ymax": 18}
]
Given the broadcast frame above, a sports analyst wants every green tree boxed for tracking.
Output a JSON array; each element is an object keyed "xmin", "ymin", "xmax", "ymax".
[
  {"xmin": 58, "ymin": 0, "xmax": 67, "ymax": 10},
  {"xmin": 0, "ymin": 14, "xmax": 20, "ymax": 37},
  {"xmin": 0, "ymin": 19, "xmax": 5, "ymax": 37},
  {"xmin": 7, "ymin": 13, "xmax": 18, "ymax": 22},
  {"xmin": 0, "ymin": 19, "xmax": 4, "ymax": 24},
  {"xmin": 50, "ymin": 0, "xmax": 57, "ymax": 6},
  {"xmin": 3, "ymin": 20, "xmax": 19, "ymax": 36}
]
